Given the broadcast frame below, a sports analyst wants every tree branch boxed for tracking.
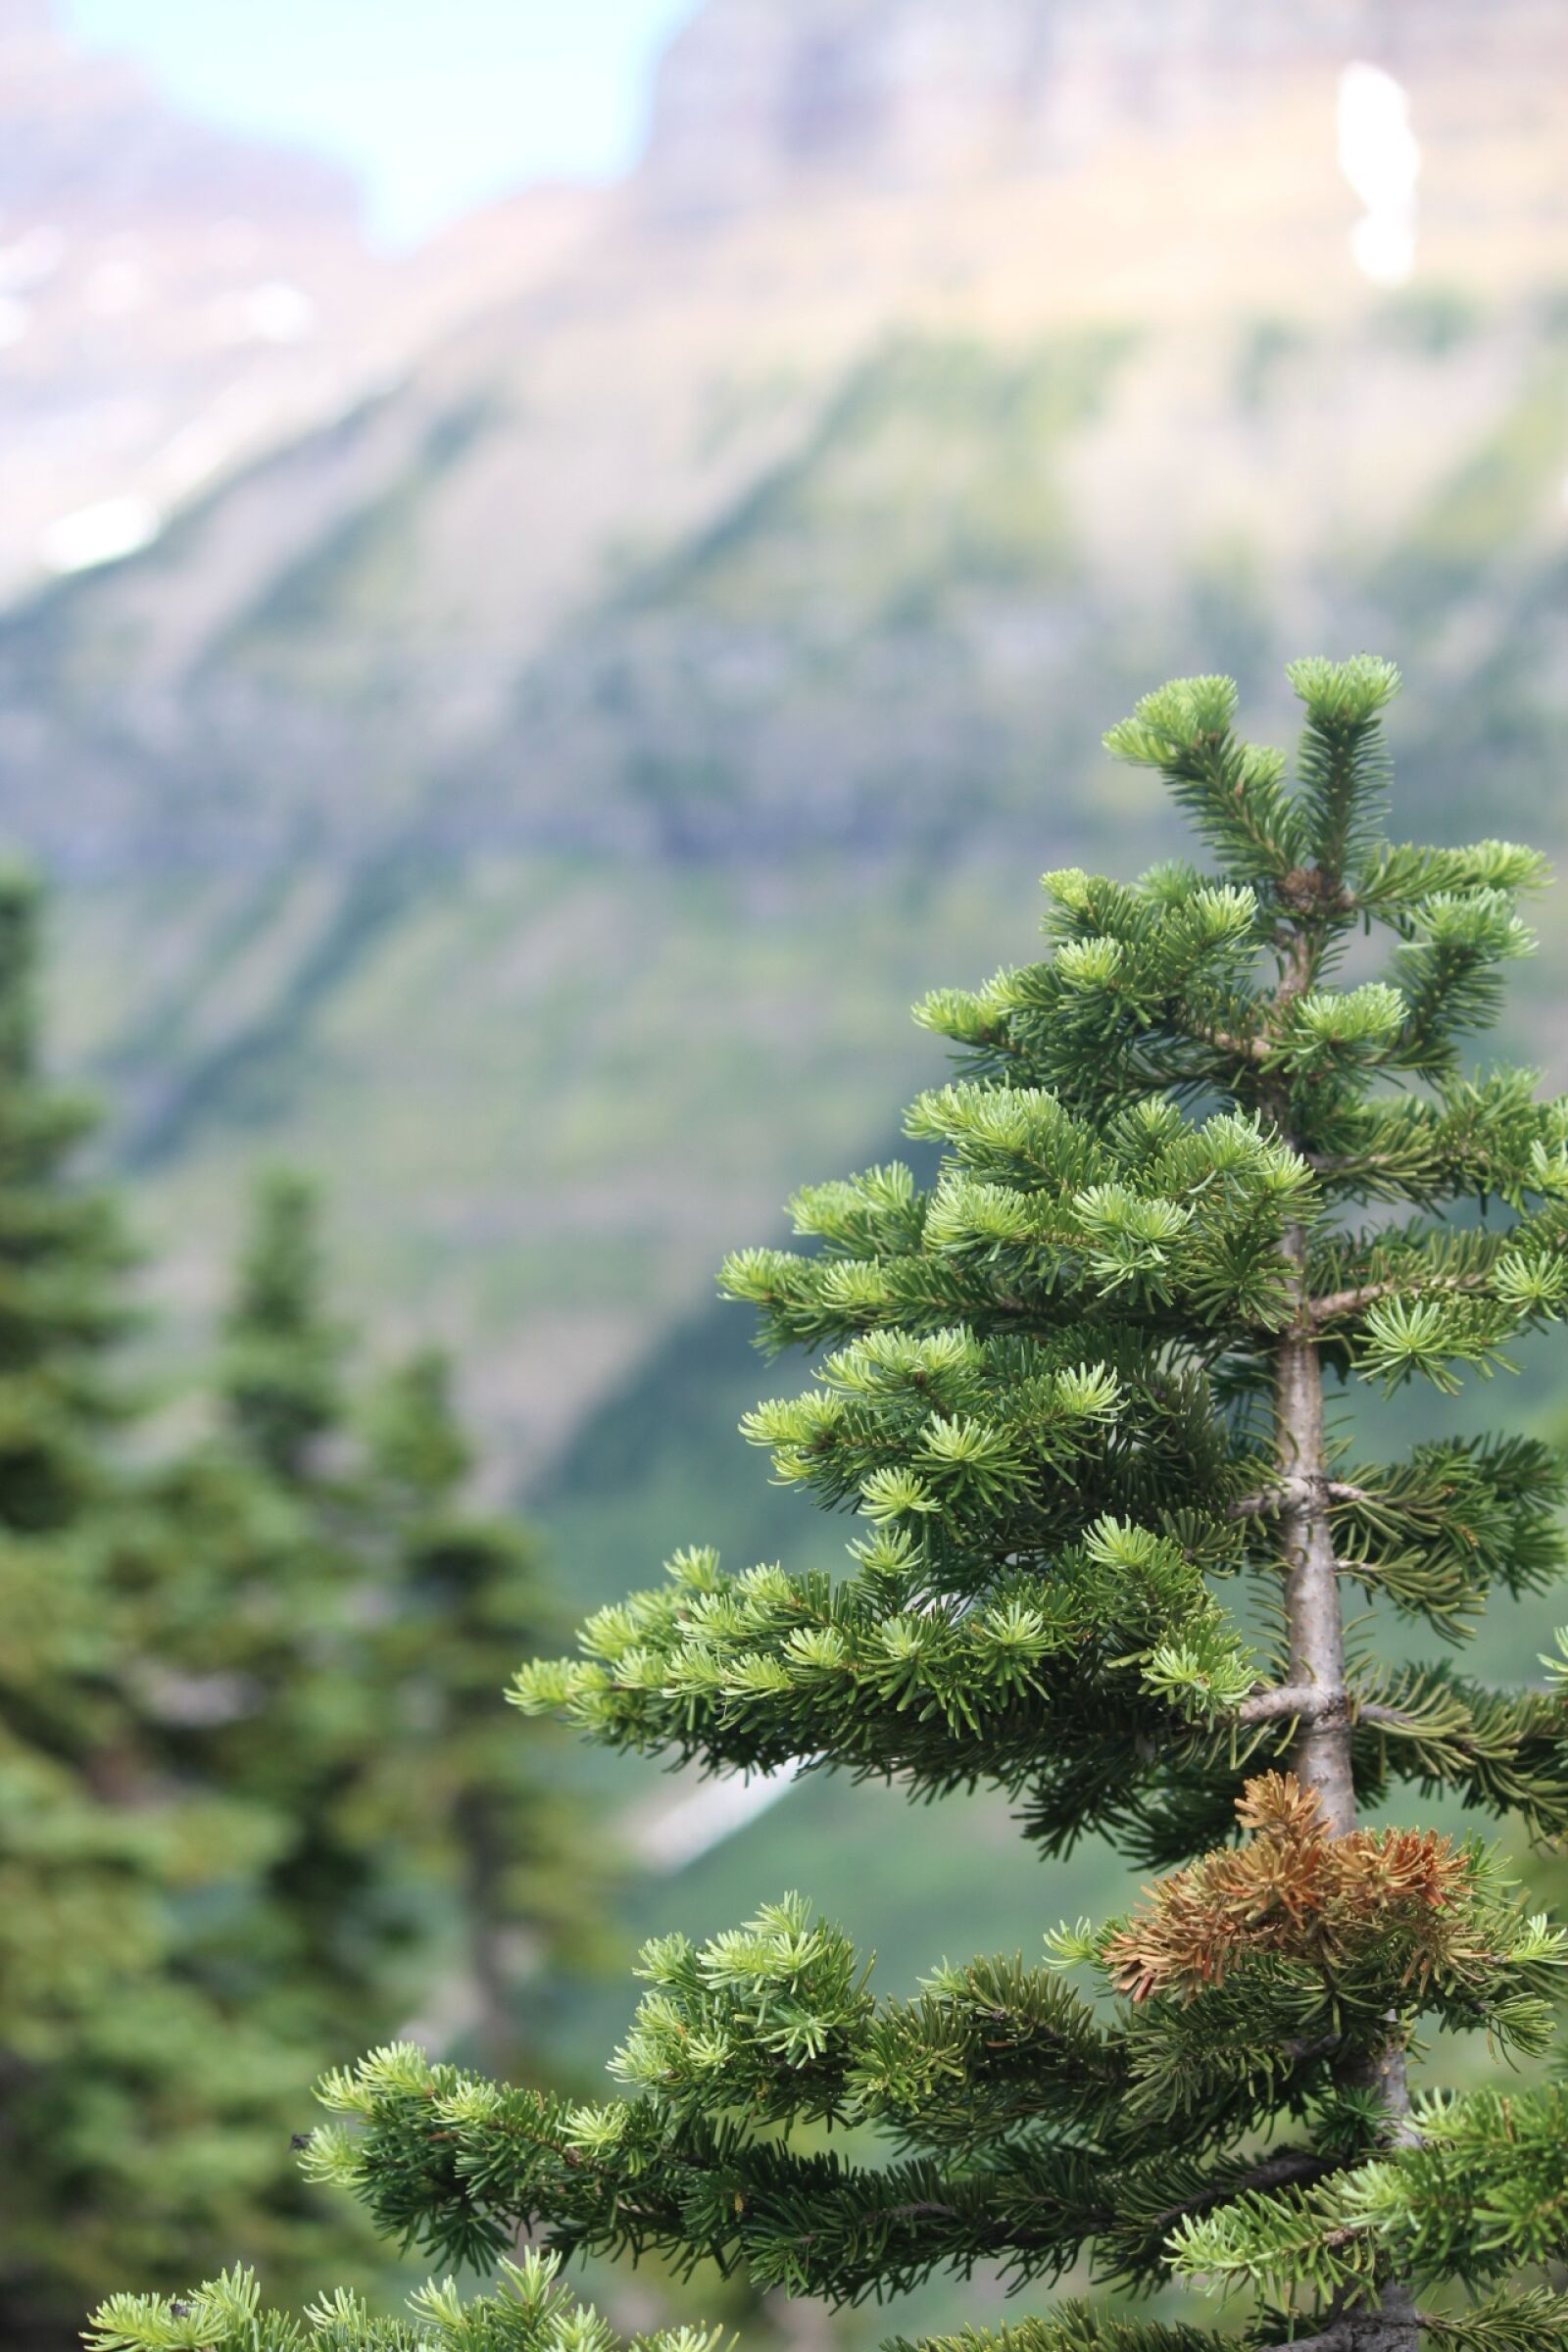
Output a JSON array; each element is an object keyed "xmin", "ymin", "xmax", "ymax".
[
  {"xmin": 1257, "ymin": 2328, "xmax": 1353, "ymax": 2352},
  {"xmin": 1188, "ymin": 1020, "xmax": 1270, "ymax": 1064},
  {"xmin": 1238, "ymin": 1683, "xmax": 1346, "ymax": 1726},
  {"xmin": 1148, "ymin": 2146, "xmax": 1337, "ymax": 2236},
  {"xmin": 1235, "ymin": 1687, "xmax": 1422, "ymax": 1735},
  {"xmin": 1307, "ymin": 1271, "xmax": 1491, "ymax": 1327},
  {"xmin": 1355, "ymin": 1702, "xmax": 1420, "ymax": 1734},
  {"xmin": 1307, "ymin": 1279, "xmax": 1401, "ymax": 1323},
  {"xmin": 1228, "ymin": 1476, "xmax": 1373, "ymax": 1520}
]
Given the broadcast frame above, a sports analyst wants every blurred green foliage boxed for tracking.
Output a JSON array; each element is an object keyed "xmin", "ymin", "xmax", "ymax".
[{"xmin": 0, "ymin": 876, "xmax": 603, "ymax": 2348}]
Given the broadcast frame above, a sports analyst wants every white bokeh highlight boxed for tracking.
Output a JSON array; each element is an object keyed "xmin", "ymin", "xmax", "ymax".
[
  {"xmin": 1338, "ymin": 62, "xmax": 1421, "ymax": 287},
  {"xmin": 39, "ymin": 497, "xmax": 164, "ymax": 575}
]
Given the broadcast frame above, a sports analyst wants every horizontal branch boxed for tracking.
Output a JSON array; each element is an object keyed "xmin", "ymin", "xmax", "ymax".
[
  {"xmin": 1227, "ymin": 1476, "xmax": 1373, "ymax": 1520},
  {"xmin": 1193, "ymin": 1023, "xmax": 1269, "ymax": 1064},
  {"xmin": 1308, "ymin": 1279, "xmax": 1401, "ymax": 1324},
  {"xmin": 1238, "ymin": 1683, "xmax": 1347, "ymax": 1726},
  {"xmin": 1356, "ymin": 1702, "xmax": 1420, "ymax": 1734},
  {"xmin": 1227, "ymin": 1481, "xmax": 1310, "ymax": 1521},
  {"xmin": 1303, "ymin": 1149, "xmax": 1396, "ymax": 1176},
  {"xmin": 1236, "ymin": 1686, "xmax": 1417, "ymax": 1735},
  {"xmin": 1149, "ymin": 2146, "xmax": 1335, "ymax": 2237},
  {"xmin": 1307, "ymin": 1271, "xmax": 1491, "ymax": 1327}
]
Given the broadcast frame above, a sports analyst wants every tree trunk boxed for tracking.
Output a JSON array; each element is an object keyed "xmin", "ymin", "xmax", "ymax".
[
  {"xmin": 1275, "ymin": 1223, "xmax": 1418, "ymax": 2352},
  {"xmin": 456, "ymin": 1787, "xmax": 521, "ymax": 2075},
  {"xmin": 1275, "ymin": 1331, "xmax": 1352, "ymax": 1831}
]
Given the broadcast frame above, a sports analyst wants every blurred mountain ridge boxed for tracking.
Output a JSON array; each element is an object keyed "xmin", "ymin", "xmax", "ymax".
[
  {"xmin": 640, "ymin": 0, "xmax": 1563, "ymax": 211},
  {"xmin": 0, "ymin": 0, "xmax": 610, "ymax": 606},
  {"xmin": 0, "ymin": 0, "xmax": 1564, "ymax": 1481},
  {"xmin": 1, "ymin": 0, "xmax": 358, "ymax": 220}
]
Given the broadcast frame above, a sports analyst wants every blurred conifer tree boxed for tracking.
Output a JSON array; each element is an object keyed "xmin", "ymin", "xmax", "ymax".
[
  {"xmin": 220, "ymin": 1170, "xmax": 344, "ymax": 1482},
  {"xmin": 0, "ymin": 866, "xmax": 321, "ymax": 2345},
  {"xmin": 0, "ymin": 876, "xmax": 600, "ymax": 2347},
  {"xmin": 360, "ymin": 1349, "xmax": 613, "ymax": 2066}
]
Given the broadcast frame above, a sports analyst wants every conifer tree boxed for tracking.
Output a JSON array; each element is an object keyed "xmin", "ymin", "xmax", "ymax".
[
  {"xmin": 130, "ymin": 1191, "xmax": 603, "ymax": 2068},
  {"xmin": 359, "ymin": 1348, "xmax": 612, "ymax": 2066},
  {"xmin": 93, "ymin": 662, "xmax": 1568, "ymax": 2352},
  {"xmin": 129, "ymin": 1171, "xmax": 426, "ymax": 2039},
  {"xmin": 220, "ymin": 1169, "xmax": 345, "ymax": 1483},
  {"xmin": 0, "ymin": 893, "xmax": 602, "ymax": 2344},
  {"xmin": 0, "ymin": 872, "xmax": 341, "ymax": 2347}
]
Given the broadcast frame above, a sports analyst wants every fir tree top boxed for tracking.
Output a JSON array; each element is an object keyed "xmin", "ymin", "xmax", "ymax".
[
  {"xmin": 0, "ymin": 863, "xmax": 129, "ymax": 1529},
  {"xmin": 96, "ymin": 662, "xmax": 1568, "ymax": 2352},
  {"xmin": 220, "ymin": 1169, "xmax": 345, "ymax": 1482},
  {"xmin": 366, "ymin": 1348, "xmax": 473, "ymax": 1504}
]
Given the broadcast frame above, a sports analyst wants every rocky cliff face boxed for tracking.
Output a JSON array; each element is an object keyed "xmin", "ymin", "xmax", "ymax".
[{"xmin": 640, "ymin": 0, "xmax": 1566, "ymax": 211}]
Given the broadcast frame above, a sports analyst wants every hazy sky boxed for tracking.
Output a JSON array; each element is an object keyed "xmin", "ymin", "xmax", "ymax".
[{"xmin": 67, "ymin": 0, "xmax": 698, "ymax": 244}]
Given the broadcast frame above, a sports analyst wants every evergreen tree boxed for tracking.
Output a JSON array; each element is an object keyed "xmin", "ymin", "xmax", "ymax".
[
  {"xmin": 361, "ymin": 1351, "xmax": 612, "ymax": 2067},
  {"xmin": 0, "ymin": 872, "xmax": 337, "ymax": 2347},
  {"xmin": 0, "ymin": 888, "xmax": 602, "ymax": 2344},
  {"xmin": 220, "ymin": 1169, "xmax": 345, "ymax": 1483},
  {"xmin": 127, "ymin": 1171, "xmax": 425, "ymax": 2043},
  {"xmin": 125, "ymin": 1185, "xmax": 605, "ymax": 2081},
  {"xmin": 93, "ymin": 662, "xmax": 1568, "ymax": 2352}
]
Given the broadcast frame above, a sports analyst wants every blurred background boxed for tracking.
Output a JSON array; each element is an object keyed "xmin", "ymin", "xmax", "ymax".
[{"xmin": 1, "ymin": 0, "xmax": 1565, "ymax": 2346}]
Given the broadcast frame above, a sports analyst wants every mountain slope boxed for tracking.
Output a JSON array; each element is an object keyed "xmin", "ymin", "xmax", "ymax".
[
  {"xmin": 0, "ymin": 1, "xmax": 609, "ymax": 605},
  {"xmin": 1, "ymin": 9, "xmax": 1565, "ymax": 1479}
]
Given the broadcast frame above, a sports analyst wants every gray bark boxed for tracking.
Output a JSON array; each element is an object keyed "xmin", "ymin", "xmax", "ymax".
[
  {"xmin": 1274, "ymin": 1220, "xmax": 1418, "ymax": 2350},
  {"xmin": 1275, "ymin": 1224, "xmax": 1353, "ymax": 1833}
]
